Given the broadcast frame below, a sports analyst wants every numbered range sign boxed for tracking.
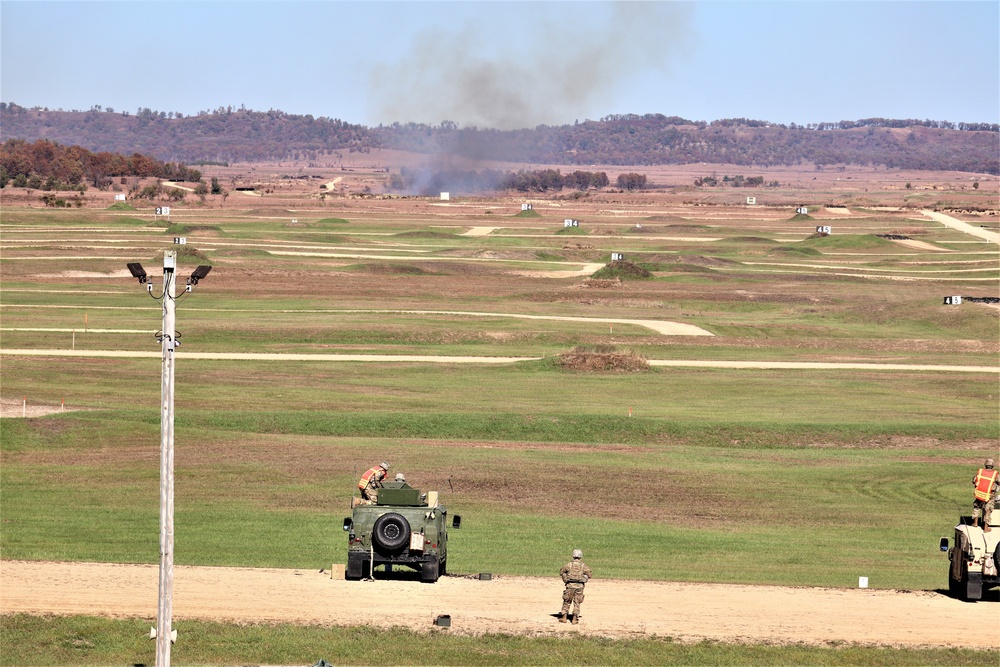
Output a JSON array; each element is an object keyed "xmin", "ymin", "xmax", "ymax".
[
  {"xmin": 746, "ymin": 196, "xmax": 756, "ymax": 205},
  {"xmin": 173, "ymin": 237, "xmax": 187, "ymax": 245},
  {"xmin": 564, "ymin": 219, "xmax": 579, "ymax": 227},
  {"xmin": 943, "ymin": 296, "xmax": 963, "ymax": 305},
  {"xmin": 521, "ymin": 203, "xmax": 533, "ymax": 211},
  {"xmin": 816, "ymin": 225, "xmax": 832, "ymax": 234},
  {"xmin": 796, "ymin": 206, "xmax": 808, "ymax": 215},
  {"xmin": 611, "ymin": 252, "xmax": 624, "ymax": 262},
  {"xmin": 114, "ymin": 194, "xmax": 126, "ymax": 202},
  {"xmin": 156, "ymin": 206, "xmax": 171, "ymax": 216}
]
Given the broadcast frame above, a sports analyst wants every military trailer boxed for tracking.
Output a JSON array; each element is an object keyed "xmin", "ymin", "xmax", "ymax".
[
  {"xmin": 941, "ymin": 516, "xmax": 999, "ymax": 601},
  {"xmin": 343, "ymin": 481, "xmax": 460, "ymax": 583}
]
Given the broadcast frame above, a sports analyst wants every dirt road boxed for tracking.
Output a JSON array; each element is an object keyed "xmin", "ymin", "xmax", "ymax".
[
  {"xmin": 2, "ymin": 349, "xmax": 997, "ymax": 373},
  {"xmin": 922, "ymin": 210, "xmax": 999, "ymax": 243},
  {"xmin": 0, "ymin": 560, "xmax": 989, "ymax": 648}
]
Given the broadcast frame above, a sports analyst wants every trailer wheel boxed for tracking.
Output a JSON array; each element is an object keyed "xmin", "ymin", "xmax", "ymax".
[{"xmin": 372, "ymin": 512, "xmax": 411, "ymax": 554}]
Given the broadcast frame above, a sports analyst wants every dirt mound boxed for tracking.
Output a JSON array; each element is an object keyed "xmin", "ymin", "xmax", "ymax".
[
  {"xmin": 557, "ymin": 345, "xmax": 649, "ymax": 372},
  {"xmin": 591, "ymin": 261, "xmax": 652, "ymax": 279}
]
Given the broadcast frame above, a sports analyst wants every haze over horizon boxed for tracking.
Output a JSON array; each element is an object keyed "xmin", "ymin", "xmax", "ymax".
[{"xmin": 2, "ymin": 1, "xmax": 998, "ymax": 130}]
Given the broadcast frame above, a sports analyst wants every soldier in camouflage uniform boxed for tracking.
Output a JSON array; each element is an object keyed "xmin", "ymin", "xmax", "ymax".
[
  {"xmin": 973, "ymin": 458, "xmax": 999, "ymax": 531},
  {"xmin": 559, "ymin": 549, "xmax": 592, "ymax": 624},
  {"xmin": 357, "ymin": 462, "xmax": 390, "ymax": 505}
]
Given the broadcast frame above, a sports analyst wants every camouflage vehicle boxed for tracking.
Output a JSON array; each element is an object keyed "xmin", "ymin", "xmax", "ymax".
[
  {"xmin": 941, "ymin": 516, "xmax": 999, "ymax": 601},
  {"xmin": 343, "ymin": 481, "xmax": 461, "ymax": 583}
]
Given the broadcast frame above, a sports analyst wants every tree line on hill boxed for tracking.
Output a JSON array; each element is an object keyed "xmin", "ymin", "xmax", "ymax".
[
  {"xmin": 0, "ymin": 138, "xmax": 201, "ymax": 191},
  {"xmin": 1, "ymin": 103, "xmax": 997, "ymax": 174}
]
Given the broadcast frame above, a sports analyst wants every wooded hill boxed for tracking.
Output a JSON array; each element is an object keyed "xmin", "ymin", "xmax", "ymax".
[{"xmin": 2, "ymin": 104, "xmax": 997, "ymax": 174}]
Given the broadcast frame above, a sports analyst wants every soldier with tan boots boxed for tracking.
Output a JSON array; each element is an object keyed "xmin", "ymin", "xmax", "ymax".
[
  {"xmin": 972, "ymin": 458, "xmax": 998, "ymax": 531},
  {"xmin": 558, "ymin": 549, "xmax": 592, "ymax": 624}
]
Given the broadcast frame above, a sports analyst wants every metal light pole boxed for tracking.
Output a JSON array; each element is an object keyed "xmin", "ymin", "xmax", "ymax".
[
  {"xmin": 156, "ymin": 250, "xmax": 177, "ymax": 667},
  {"xmin": 127, "ymin": 252, "xmax": 211, "ymax": 667}
]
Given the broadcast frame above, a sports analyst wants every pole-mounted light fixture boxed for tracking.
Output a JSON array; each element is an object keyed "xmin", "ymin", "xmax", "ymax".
[
  {"xmin": 125, "ymin": 251, "xmax": 210, "ymax": 667},
  {"xmin": 188, "ymin": 265, "xmax": 212, "ymax": 286},
  {"xmin": 127, "ymin": 262, "xmax": 148, "ymax": 283}
]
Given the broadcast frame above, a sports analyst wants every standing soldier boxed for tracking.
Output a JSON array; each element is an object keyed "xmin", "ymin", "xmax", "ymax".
[
  {"xmin": 558, "ymin": 549, "xmax": 591, "ymax": 624},
  {"xmin": 358, "ymin": 462, "xmax": 390, "ymax": 505},
  {"xmin": 972, "ymin": 458, "xmax": 998, "ymax": 532}
]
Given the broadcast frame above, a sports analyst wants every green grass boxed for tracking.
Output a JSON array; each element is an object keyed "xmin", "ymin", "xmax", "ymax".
[
  {"xmin": 4, "ymin": 615, "xmax": 994, "ymax": 667},
  {"xmin": 1, "ymin": 410, "xmax": 992, "ymax": 588},
  {"xmin": 2, "ymin": 204, "xmax": 998, "ymax": 664}
]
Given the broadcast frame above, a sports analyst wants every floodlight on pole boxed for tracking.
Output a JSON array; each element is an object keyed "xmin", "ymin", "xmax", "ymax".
[
  {"xmin": 125, "ymin": 251, "xmax": 210, "ymax": 667},
  {"xmin": 127, "ymin": 262, "xmax": 148, "ymax": 283}
]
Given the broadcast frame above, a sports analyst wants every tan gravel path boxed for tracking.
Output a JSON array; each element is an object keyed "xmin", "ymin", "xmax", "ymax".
[{"xmin": 0, "ymin": 560, "xmax": 992, "ymax": 648}]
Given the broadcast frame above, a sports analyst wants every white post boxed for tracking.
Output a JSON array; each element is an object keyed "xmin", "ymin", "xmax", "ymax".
[{"xmin": 156, "ymin": 251, "xmax": 177, "ymax": 667}]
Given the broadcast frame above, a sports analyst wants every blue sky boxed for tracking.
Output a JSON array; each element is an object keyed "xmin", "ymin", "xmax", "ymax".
[{"xmin": 2, "ymin": 1, "xmax": 997, "ymax": 129}]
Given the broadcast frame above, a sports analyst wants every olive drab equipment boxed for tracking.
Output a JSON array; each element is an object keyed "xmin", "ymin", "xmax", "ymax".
[
  {"xmin": 342, "ymin": 479, "xmax": 461, "ymax": 583},
  {"xmin": 974, "ymin": 468, "xmax": 999, "ymax": 502}
]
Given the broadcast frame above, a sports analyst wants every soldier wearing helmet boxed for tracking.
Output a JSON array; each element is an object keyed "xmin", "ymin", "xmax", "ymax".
[
  {"xmin": 972, "ymin": 458, "xmax": 998, "ymax": 531},
  {"xmin": 357, "ymin": 462, "xmax": 390, "ymax": 505},
  {"xmin": 558, "ymin": 548, "xmax": 592, "ymax": 624}
]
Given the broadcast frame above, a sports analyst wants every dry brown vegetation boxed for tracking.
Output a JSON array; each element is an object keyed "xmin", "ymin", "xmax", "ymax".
[{"xmin": 556, "ymin": 345, "xmax": 650, "ymax": 372}]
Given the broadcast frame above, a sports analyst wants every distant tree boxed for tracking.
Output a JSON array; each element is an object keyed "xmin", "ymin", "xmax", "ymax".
[
  {"xmin": 210, "ymin": 177, "xmax": 222, "ymax": 195},
  {"xmin": 617, "ymin": 172, "xmax": 647, "ymax": 190}
]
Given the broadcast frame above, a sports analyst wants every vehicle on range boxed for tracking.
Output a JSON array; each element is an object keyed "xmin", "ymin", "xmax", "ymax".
[
  {"xmin": 942, "ymin": 515, "xmax": 999, "ymax": 601},
  {"xmin": 343, "ymin": 481, "xmax": 460, "ymax": 583}
]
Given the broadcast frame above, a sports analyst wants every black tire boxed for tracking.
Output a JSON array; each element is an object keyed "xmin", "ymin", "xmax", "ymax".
[
  {"xmin": 440, "ymin": 559, "xmax": 447, "ymax": 577},
  {"xmin": 372, "ymin": 512, "xmax": 411, "ymax": 554},
  {"xmin": 949, "ymin": 555, "xmax": 964, "ymax": 599},
  {"xmin": 421, "ymin": 557, "xmax": 440, "ymax": 583},
  {"xmin": 950, "ymin": 532, "xmax": 971, "ymax": 601}
]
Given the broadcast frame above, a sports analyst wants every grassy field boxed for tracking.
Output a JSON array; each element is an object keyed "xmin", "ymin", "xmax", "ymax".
[
  {"xmin": 1, "ymin": 199, "xmax": 997, "ymax": 665},
  {"xmin": 2, "ymin": 614, "xmax": 995, "ymax": 667}
]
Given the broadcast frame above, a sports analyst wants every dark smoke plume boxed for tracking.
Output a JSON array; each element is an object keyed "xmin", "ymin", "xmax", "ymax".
[{"xmin": 369, "ymin": 2, "xmax": 694, "ymax": 130}]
